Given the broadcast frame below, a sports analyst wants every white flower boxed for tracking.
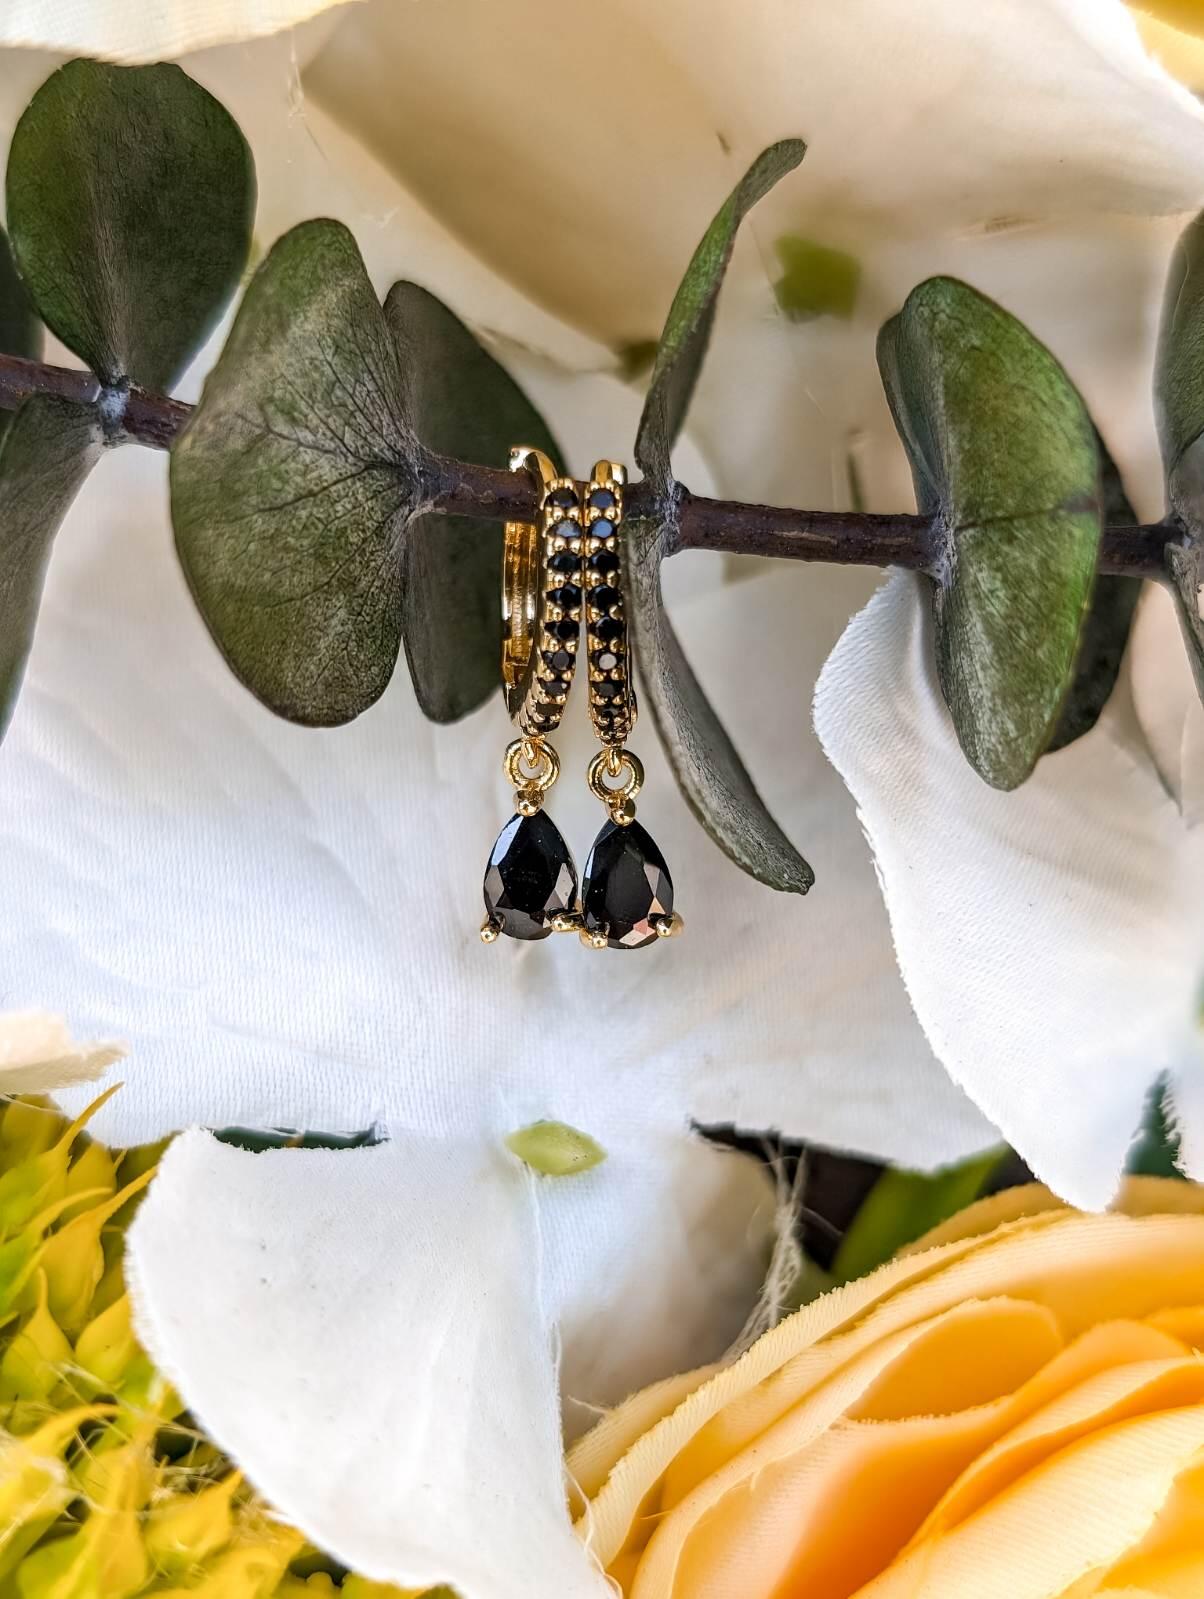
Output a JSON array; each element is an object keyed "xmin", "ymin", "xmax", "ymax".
[
  {"xmin": 815, "ymin": 574, "xmax": 1204, "ymax": 1212},
  {"xmin": 0, "ymin": 2, "xmax": 1201, "ymax": 1590},
  {"xmin": 0, "ymin": 445, "xmax": 989, "ymax": 1594},
  {"xmin": 0, "ymin": 1010, "xmax": 121, "ymax": 1094}
]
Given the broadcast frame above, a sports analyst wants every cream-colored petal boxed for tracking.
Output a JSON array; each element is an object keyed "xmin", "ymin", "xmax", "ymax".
[
  {"xmin": 0, "ymin": 0, "xmax": 355, "ymax": 65},
  {"xmin": 306, "ymin": 0, "xmax": 1204, "ymax": 354},
  {"xmin": 0, "ymin": 1010, "xmax": 122, "ymax": 1096}
]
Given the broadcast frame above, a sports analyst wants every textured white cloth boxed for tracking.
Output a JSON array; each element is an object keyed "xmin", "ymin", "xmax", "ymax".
[{"xmin": 815, "ymin": 575, "xmax": 1204, "ymax": 1211}]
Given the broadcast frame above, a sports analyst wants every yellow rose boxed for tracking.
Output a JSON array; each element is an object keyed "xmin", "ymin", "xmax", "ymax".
[{"xmin": 572, "ymin": 1180, "xmax": 1204, "ymax": 1598}]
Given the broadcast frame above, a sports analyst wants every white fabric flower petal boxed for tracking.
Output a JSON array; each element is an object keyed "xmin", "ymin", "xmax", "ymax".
[
  {"xmin": 0, "ymin": 442, "xmax": 991, "ymax": 1169},
  {"xmin": 814, "ymin": 572, "xmax": 1204, "ymax": 1209},
  {"xmin": 127, "ymin": 1130, "xmax": 610, "ymax": 1599},
  {"xmin": 0, "ymin": 1010, "xmax": 122, "ymax": 1094}
]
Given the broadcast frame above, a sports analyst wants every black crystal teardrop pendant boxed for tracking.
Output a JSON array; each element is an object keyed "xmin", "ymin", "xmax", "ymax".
[
  {"xmin": 582, "ymin": 819, "xmax": 674, "ymax": 950},
  {"xmin": 483, "ymin": 811, "xmax": 579, "ymax": 941}
]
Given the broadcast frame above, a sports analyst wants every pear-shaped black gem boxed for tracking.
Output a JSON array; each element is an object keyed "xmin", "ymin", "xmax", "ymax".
[
  {"xmin": 484, "ymin": 812, "xmax": 578, "ymax": 941},
  {"xmin": 582, "ymin": 820, "xmax": 674, "ymax": 949}
]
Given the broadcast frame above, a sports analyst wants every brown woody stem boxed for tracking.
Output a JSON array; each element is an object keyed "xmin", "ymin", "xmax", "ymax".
[{"xmin": 0, "ymin": 351, "xmax": 1174, "ymax": 577}]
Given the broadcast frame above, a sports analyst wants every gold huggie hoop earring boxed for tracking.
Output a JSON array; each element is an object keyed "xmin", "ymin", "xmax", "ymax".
[
  {"xmin": 579, "ymin": 461, "xmax": 682, "ymax": 950},
  {"xmin": 481, "ymin": 447, "xmax": 585, "ymax": 943}
]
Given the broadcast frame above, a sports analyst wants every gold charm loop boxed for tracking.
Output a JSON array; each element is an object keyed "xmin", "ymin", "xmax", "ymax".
[
  {"xmin": 503, "ymin": 447, "xmax": 584, "ymax": 736},
  {"xmin": 504, "ymin": 735, "xmax": 561, "ymax": 815},
  {"xmin": 586, "ymin": 746, "xmax": 643, "ymax": 825}
]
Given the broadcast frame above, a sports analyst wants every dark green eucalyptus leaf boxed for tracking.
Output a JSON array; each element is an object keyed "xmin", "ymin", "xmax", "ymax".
[
  {"xmin": 0, "ymin": 226, "xmax": 39, "ymax": 362},
  {"xmin": 1156, "ymin": 210, "xmax": 1204, "ymax": 505},
  {"xmin": 879, "ymin": 277, "xmax": 1102, "ymax": 790},
  {"xmin": 624, "ymin": 142, "xmax": 811, "ymax": 891},
  {"xmin": 626, "ymin": 515, "xmax": 814, "ymax": 893},
  {"xmin": 383, "ymin": 281, "xmax": 559, "ymax": 723},
  {"xmin": 7, "ymin": 58, "xmax": 254, "ymax": 392},
  {"xmin": 635, "ymin": 140, "xmax": 805, "ymax": 487},
  {"xmin": 1167, "ymin": 540, "xmax": 1204, "ymax": 699},
  {"xmin": 1155, "ymin": 211, "xmax": 1204, "ymax": 701},
  {"xmin": 172, "ymin": 219, "xmax": 415, "ymax": 726},
  {"xmin": 0, "ymin": 224, "xmax": 42, "ymax": 449},
  {"xmin": 1048, "ymin": 436, "xmax": 1141, "ymax": 751},
  {"xmin": 0, "ymin": 395, "xmax": 103, "ymax": 739}
]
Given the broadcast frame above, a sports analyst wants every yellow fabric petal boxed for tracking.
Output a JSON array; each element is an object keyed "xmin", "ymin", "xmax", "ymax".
[
  {"xmin": 630, "ymin": 1322, "xmax": 1198, "ymax": 1598},
  {"xmin": 855, "ymin": 1407, "xmax": 1204, "ymax": 1599},
  {"xmin": 580, "ymin": 1207, "xmax": 1204, "ymax": 1573}
]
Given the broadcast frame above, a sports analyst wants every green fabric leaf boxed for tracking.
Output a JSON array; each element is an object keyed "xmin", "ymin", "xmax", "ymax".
[
  {"xmin": 0, "ymin": 395, "xmax": 103, "ymax": 741},
  {"xmin": 1167, "ymin": 540, "xmax": 1204, "ymax": 700},
  {"xmin": 635, "ymin": 140, "xmax": 805, "ymax": 487},
  {"xmin": 0, "ymin": 225, "xmax": 42, "ymax": 450},
  {"xmin": 626, "ymin": 515, "xmax": 814, "ymax": 892},
  {"xmin": 879, "ymin": 277, "xmax": 1103, "ymax": 790},
  {"xmin": 1048, "ymin": 435, "xmax": 1141, "ymax": 751},
  {"xmin": 831, "ymin": 1147, "xmax": 1006, "ymax": 1283},
  {"xmin": 7, "ymin": 59, "xmax": 254, "ymax": 392},
  {"xmin": 171, "ymin": 220, "xmax": 416, "ymax": 727},
  {"xmin": 772, "ymin": 234, "xmax": 860, "ymax": 322},
  {"xmin": 1155, "ymin": 213, "xmax": 1204, "ymax": 702},
  {"xmin": 383, "ymin": 280, "xmax": 559, "ymax": 723},
  {"xmin": 623, "ymin": 143, "xmax": 810, "ymax": 892},
  {"xmin": 1157, "ymin": 210, "xmax": 1204, "ymax": 505}
]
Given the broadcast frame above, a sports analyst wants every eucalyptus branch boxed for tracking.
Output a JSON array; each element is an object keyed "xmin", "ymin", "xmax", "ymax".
[{"xmin": 0, "ymin": 350, "xmax": 1174, "ymax": 578}]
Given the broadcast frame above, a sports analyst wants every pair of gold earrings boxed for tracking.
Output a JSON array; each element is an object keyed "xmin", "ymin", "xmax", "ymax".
[{"xmin": 480, "ymin": 447, "xmax": 682, "ymax": 951}]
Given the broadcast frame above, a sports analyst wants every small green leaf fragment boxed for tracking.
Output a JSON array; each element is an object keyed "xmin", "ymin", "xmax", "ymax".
[
  {"xmin": 772, "ymin": 235, "xmax": 860, "ymax": 322},
  {"xmin": 505, "ymin": 1121, "xmax": 606, "ymax": 1178},
  {"xmin": 617, "ymin": 340, "xmax": 659, "ymax": 384},
  {"xmin": 7, "ymin": 59, "xmax": 254, "ymax": 391},
  {"xmin": 171, "ymin": 220, "xmax": 413, "ymax": 726},
  {"xmin": 0, "ymin": 395, "xmax": 103, "ymax": 742},
  {"xmin": 636, "ymin": 139, "xmax": 805, "ymax": 486},
  {"xmin": 1126, "ymin": 1080, "xmax": 1182, "ymax": 1180},
  {"xmin": 879, "ymin": 277, "xmax": 1102, "ymax": 790},
  {"xmin": 384, "ymin": 280, "xmax": 560, "ymax": 723},
  {"xmin": 626, "ymin": 515, "xmax": 814, "ymax": 893},
  {"xmin": 212, "ymin": 1127, "xmax": 382, "ymax": 1152},
  {"xmin": 831, "ymin": 1147, "xmax": 1006, "ymax": 1284}
]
